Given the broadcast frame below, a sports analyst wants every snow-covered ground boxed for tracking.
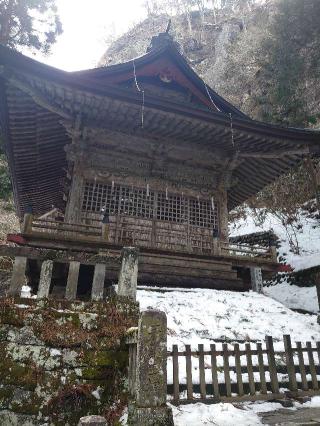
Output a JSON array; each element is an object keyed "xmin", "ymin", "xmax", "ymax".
[
  {"xmin": 137, "ymin": 286, "xmax": 319, "ymax": 389},
  {"xmin": 264, "ymin": 282, "xmax": 318, "ymax": 313},
  {"xmin": 170, "ymin": 397, "xmax": 320, "ymax": 426},
  {"xmin": 137, "ymin": 286, "xmax": 320, "ymax": 349},
  {"xmin": 121, "ymin": 397, "xmax": 320, "ymax": 425}
]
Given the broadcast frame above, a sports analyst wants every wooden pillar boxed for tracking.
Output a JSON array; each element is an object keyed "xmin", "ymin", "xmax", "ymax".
[
  {"xmin": 8, "ymin": 256, "xmax": 27, "ymax": 296},
  {"xmin": 101, "ymin": 222, "xmax": 109, "ymax": 241},
  {"xmin": 218, "ymin": 188, "xmax": 229, "ymax": 243},
  {"xmin": 21, "ymin": 213, "xmax": 33, "ymax": 234},
  {"xmin": 37, "ymin": 260, "xmax": 53, "ymax": 298},
  {"xmin": 91, "ymin": 263, "xmax": 106, "ymax": 301},
  {"xmin": 212, "ymin": 238, "xmax": 221, "ymax": 255},
  {"xmin": 65, "ymin": 261, "xmax": 80, "ymax": 300},
  {"xmin": 265, "ymin": 335, "xmax": 279, "ymax": 394},
  {"xmin": 65, "ymin": 165, "xmax": 84, "ymax": 223}
]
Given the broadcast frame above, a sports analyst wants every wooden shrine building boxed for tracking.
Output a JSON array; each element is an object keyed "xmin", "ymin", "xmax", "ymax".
[{"xmin": 1, "ymin": 32, "xmax": 320, "ymax": 296}]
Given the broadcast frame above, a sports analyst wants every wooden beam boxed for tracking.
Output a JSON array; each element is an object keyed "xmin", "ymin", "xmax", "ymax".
[
  {"xmin": 239, "ymin": 149, "xmax": 309, "ymax": 159},
  {"xmin": 2, "ymin": 68, "xmax": 72, "ymax": 120},
  {"xmin": 0, "ymin": 245, "xmax": 120, "ymax": 266}
]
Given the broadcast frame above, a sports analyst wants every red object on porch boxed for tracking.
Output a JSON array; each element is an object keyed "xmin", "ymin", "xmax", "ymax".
[
  {"xmin": 7, "ymin": 234, "xmax": 27, "ymax": 245},
  {"xmin": 277, "ymin": 264, "xmax": 294, "ymax": 273}
]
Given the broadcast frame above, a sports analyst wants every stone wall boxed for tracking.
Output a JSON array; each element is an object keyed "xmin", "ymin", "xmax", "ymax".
[{"xmin": 0, "ymin": 296, "xmax": 139, "ymax": 425}]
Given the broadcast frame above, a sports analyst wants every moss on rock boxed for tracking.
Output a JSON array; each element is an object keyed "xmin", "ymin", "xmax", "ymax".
[{"xmin": 0, "ymin": 296, "xmax": 138, "ymax": 423}]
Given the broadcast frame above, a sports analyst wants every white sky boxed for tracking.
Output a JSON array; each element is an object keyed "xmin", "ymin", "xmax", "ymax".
[{"xmin": 33, "ymin": 0, "xmax": 147, "ymax": 71}]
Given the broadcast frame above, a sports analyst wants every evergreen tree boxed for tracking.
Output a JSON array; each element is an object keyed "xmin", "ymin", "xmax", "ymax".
[
  {"xmin": 0, "ymin": 0, "xmax": 62, "ymax": 53},
  {"xmin": 257, "ymin": 0, "xmax": 320, "ymax": 126}
]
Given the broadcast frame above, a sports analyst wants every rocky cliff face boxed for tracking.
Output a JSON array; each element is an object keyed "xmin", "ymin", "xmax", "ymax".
[{"xmin": 99, "ymin": 11, "xmax": 247, "ymax": 104}]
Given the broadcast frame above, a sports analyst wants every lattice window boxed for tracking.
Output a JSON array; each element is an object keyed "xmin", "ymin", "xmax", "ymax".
[
  {"xmin": 118, "ymin": 186, "xmax": 154, "ymax": 218},
  {"xmin": 157, "ymin": 193, "xmax": 187, "ymax": 223},
  {"xmin": 189, "ymin": 198, "xmax": 217, "ymax": 228},
  {"xmin": 82, "ymin": 182, "xmax": 120, "ymax": 214},
  {"xmin": 82, "ymin": 181, "xmax": 218, "ymax": 229},
  {"xmin": 82, "ymin": 182, "xmax": 154, "ymax": 219}
]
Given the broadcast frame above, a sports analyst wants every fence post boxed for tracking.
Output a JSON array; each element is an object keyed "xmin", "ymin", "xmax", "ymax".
[
  {"xmin": 306, "ymin": 342, "xmax": 319, "ymax": 390},
  {"xmin": 257, "ymin": 343, "xmax": 267, "ymax": 394},
  {"xmin": 172, "ymin": 345, "xmax": 179, "ymax": 402},
  {"xmin": 265, "ymin": 335, "xmax": 279, "ymax": 394},
  {"xmin": 118, "ymin": 247, "xmax": 138, "ymax": 301},
  {"xmin": 283, "ymin": 335, "xmax": 298, "ymax": 392},
  {"xmin": 315, "ymin": 272, "xmax": 320, "ymax": 312},
  {"xmin": 234, "ymin": 343, "xmax": 244, "ymax": 396},
  {"xmin": 250, "ymin": 267, "xmax": 263, "ymax": 293},
  {"xmin": 128, "ymin": 310, "xmax": 173, "ymax": 426},
  {"xmin": 296, "ymin": 342, "xmax": 308, "ymax": 391},
  {"xmin": 199, "ymin": 344, "xmax": 207, "ymax": 399}
]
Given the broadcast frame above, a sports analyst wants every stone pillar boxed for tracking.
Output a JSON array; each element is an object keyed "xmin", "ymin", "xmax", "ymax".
[
  {"xmin": 118, "ymin": 247, "xmax": 138, "ymax": 301},
  {"xmin": 128, "ymin": 310, "xmax": 174, "ymax": 426},
  {"xmin": 65, "ymin": 261, "xmax": 80, "ymax": 300},
  {"xmin": 270, "ymin": 245, "xmax": 277, "ymax": 262},
  {"xmin": 91, "ymin": 263, "xmax": 106, "ymax": 301},
  {"xmin": 250, "ymin": 267, "xmax": 263, "ymax": 293},
  {"xmin": 8, "ymin": 256, "xmax": 28, "ymax": 296},
  {"xmin": 37, "ymin": 260, "xmax": 54, "ymax": 298}
]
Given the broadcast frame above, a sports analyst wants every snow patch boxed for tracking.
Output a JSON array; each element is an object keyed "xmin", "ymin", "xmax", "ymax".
[
  {"xmin": 265, "ymin": 283, "xmax": 318, "ymax": 313},
  {"xmin": 137, "ymin": 287, "xmax": 320, "ymax": 349}
]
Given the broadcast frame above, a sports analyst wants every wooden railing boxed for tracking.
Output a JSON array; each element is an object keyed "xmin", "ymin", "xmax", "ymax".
[
  {"xmin": 168, "ymin": 335, "xmax": 320, "ymax": 403},
  {"xmin": 21, "ymin": 214, "xmax": 276, "ymax": 261},
  {"xmin": 220, "ymin": 241, "xmax": 275, "ymax": 260},
  {"xmin": 22, "ymin": 214, "xmax": 102, "ymax": 241}
]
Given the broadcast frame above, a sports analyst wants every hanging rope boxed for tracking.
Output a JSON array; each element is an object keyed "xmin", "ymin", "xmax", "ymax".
[
  {"xmin": 133, "ymin": 59, "xmax": 145, "ymax": 128},
  {"xmin": 229, "ymin": 112, "xmax": 236, "ymax": 149},
  {"xmin": 204, "ymin": 82, "xmax": 221, "ymax": 112},
  {"xmin": 202, "ymin": 80, "xmax": 240, "ymax": 153}
]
